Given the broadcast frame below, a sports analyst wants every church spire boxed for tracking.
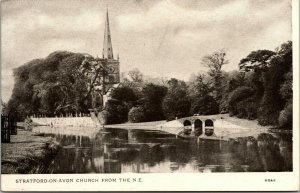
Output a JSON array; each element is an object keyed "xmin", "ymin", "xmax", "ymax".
[{"xmin": 102, "ymin": 8, "xmax": 114, "ymax": 59}]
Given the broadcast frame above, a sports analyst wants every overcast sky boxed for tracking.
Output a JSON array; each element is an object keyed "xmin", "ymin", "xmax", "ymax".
[{"xmin": 1, "ymin": 0, "xmax": 292, "ymax": 102}]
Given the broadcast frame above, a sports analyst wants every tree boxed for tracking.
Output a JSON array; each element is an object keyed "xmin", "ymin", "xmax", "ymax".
[
  {"xmin": 280, "ymin": 71, "xmax": 292, "ymax": 101},
  {"xmin": 227, "ymin": 86, "xmax": 255, "ymax": 116},
  {"xmin": 239, "ymin": 50, "xmax": 276, "ymax": 72},
  {"xmin": 188, "ymin": 74, "xmax": 218, "ymax": 115},
  {"xmin": 105, "ymin": 86, "xmax": 138, "ymax": 123},
  {"xmin": 278, "ymin": 71, "xmax": 292, "ymax": 128},
  {"xmin": 139, "ymin": 83, "xmax": 168, "ymax": 121},
  {"xmin": 219, "ymin": 71, "xmax": 245, "ymax": 113},
  {"xmin": 128, "ymin": 68, "xmax": 144, "ymax": 83},
  {"xmin": 121, "ymin": 68, "xmax": 145, "ymax": 101},
  {"xmin": 6, "ymin": 51, "xmax": 108, "ymax": 118},
  {"xmin": 201, "ymin": 51, "xmax": 228, "ymax": 105},
  {"xmin": 162, "ymin": 79, "xmax": 191, "ymax": 121},
  {"xmin": 105, "ymin": 99, "xmax": 128, "ymax": 124},
  {"xmin": 110, "ymin": 86, "xmax": 137, "ymax": 104},
  {"xmin": 128, "ymin": 106, "xmax": 145, "ymax": 123},
  {"xmin": 258, "ymin": 41, "xmax": 292, "ymax": 126}
]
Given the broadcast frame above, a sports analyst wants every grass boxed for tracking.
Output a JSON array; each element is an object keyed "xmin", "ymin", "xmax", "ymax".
[
  {"xmin": 220, "ymin": 114, "xmax": 271, "ymax": 130},
  {"xmin": 1, "ymin": 129, "xmax": 59, "ymax": 174}
]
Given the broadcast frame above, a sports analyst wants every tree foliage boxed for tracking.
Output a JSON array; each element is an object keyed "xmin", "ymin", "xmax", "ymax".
[
  {"xmin": 201, "ymin": 51, "xmax": 228, "ymax": 104},
  {"xmin": 239, "ymin": 50, "xmax": 276, "ymax": 72},
  {"xmin": 106, "ymin": 86, "xmax": 137, "ymax": 124},
  {"xmin": 162, "ymin": 79, "xmax": 191, "ymax": 121},
  {"xmin": 6, "ymin": 41, "xmax": 292, "ymax": 129},
  {"xmin": 258, "ymin": 41, "xmax": 292, "ymax": 126},
  {"xmin": 105, "ymin": 99, "xmax": 128, "ymax": 124},
  {"xmin": 189, "ymin": 74, "xmax": 218, "ymax": 115},
  {"xmin": 6, "ymin": 51, "xmax": 105, "ymax": 119},
  {"xmin": 128, "ymin": 106, "xmax": 145, "ymax": 123},
  {"xmin": 139, "ymin": 83, "xmax": 168, "ymax": 121}
]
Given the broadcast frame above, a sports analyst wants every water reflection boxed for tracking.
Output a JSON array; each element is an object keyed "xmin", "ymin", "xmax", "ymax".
[{"xmin": 33, "ymin": 126, "xmax": 292, "ymax": 173}]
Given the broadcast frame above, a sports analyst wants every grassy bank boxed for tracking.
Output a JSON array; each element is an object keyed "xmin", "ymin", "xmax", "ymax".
[
  {"xmin": 1, "ymin": 129, "xmax": 59, "ymax": 174},
  {"xmin": 219, "ymin": 114, "xmax": 272, "ymax": 130}
]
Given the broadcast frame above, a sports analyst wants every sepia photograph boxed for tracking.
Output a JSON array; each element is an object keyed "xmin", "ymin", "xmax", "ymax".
[{"xmin": 1, "ymin": 0, "xmax": 299, "ymax": 191}]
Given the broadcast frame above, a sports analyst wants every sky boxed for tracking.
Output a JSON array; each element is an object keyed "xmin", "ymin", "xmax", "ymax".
[{"xmin": 1, "ymin": 0, "xmax": 292, "ymax": 102}]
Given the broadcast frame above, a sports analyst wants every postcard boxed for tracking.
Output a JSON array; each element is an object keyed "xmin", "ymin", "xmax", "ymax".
[{"xmin": 1, "ymin": 0, "xmax": 299, "ymax": 191}]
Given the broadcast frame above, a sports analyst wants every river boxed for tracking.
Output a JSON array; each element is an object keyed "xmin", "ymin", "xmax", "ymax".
[{"xmin": 32, "ymin": 126, "xmax": 292, "ymax": 173}]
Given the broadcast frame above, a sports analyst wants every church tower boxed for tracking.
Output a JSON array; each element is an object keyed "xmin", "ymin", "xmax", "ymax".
[
  {"xmin": 101, "ymin": 9, "xmax": 120, "ymax": 93},
  {"xmin": 103, "ymin": 9, "xmax": 113, "ymax": 59},
  {"xmin": 89, "ymin": 8, "xmax": 120, "ymax": 118}
]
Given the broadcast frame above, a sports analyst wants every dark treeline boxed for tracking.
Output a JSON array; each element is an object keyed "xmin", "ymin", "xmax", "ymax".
[
  {"xmin": 5, "ymin": 51, "xmax": 93, "ymax": 118},
  {"xmin": 5, "ymin": 41, "xmax": 292, "ymax": 129}
]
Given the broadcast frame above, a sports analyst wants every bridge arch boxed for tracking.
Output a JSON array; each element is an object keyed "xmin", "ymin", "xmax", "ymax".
[
  {"xmin": 183, "ymin": 120, "xmax": 192, "ymax": 135},
  {"xmin": 183, "ymin": 120, "xmax": 192, "ymax": 126},
  {"xmin": 205, "ymin": 119, "xmax": 214, "ymax": 127},
  {"xmin": 204, "ymin": 119, "xmax": 214, "ymax": 136},
  {"xmin": 194, "ymin": 119, "xmax": 203, "ymax": 136}
]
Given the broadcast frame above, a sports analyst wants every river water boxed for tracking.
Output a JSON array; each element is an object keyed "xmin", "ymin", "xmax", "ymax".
[{"xmin": 32, "ymin": 126, "xmax": 292, "ymax": 173}]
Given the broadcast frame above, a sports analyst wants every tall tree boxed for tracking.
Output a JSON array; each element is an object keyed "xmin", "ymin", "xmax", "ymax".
[
  {"xmin": 189, "ymin": 74, "xmax": 218, "ymax": 115},
  {"xmin": 258, "ymin": 41, "xmax": 292, "ymax": 126},
  {"xmin": 139, "ymin": 83, "xmax": 168, "ymax": 121},
  {"xmin": 121, "ymin": 68, "xmax": 144, "ymax": 98},
  {"xmin": 162, "ymin": 79, "xmax": 191, "ymax": 120},
  {"xmin": 239, "ymin": 50, "xmax": 276, "ymax": 72},
  {"xmin": 201, "ymin": 51, "xmax": 228, "ymax": 105}
]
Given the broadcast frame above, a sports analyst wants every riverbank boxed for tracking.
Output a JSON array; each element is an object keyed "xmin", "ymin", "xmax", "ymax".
[{"xmin": 1, "ymin": 129, "xmax": 60, "ymax": 174}]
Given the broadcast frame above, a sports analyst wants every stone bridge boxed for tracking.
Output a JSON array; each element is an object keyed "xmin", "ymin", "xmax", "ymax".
[
  {"xmin": 103, "ymin": 114, "xmax": 250, "ymax": 140},
  {"xmin": 158, "ymin": 115, "xmax": 225, "ymax": 138}
]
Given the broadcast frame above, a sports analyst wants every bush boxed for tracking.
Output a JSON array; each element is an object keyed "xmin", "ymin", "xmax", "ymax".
[
  {"xmin": 128, "ymin": 107, "xmax": 145, "ymax": 123},
  {"xmin": 105, "ymin": 99, "xmax": 129, "ymax": 124}
]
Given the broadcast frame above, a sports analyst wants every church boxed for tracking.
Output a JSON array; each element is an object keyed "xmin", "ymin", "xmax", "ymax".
[
  {"xmin": 90, "ymin": 9, "xmax": 120, "ymax": 109},
  {"xmin": 100, "ymin": 9, "xmax": 120, "ymax": 90}
]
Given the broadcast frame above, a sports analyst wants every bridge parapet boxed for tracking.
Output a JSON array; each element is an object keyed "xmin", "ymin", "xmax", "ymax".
[{"xmin": 176, "ymin": 115, "xmax": 223, "ymax": 124}]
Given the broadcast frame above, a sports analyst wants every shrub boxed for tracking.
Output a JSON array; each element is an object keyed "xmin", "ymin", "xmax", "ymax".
[
  {"xmin": 128, "ymin": 106, "xmax": 145, "ymax": 123},
  {"xmin": 105, "ymin": 99, "xmax": 128, "ymax": 124}
]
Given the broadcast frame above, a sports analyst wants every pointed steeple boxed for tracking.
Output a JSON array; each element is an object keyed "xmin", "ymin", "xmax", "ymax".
[{"xmin": 102, "ymin": 8, "xmax": 114, "ymax": 59}]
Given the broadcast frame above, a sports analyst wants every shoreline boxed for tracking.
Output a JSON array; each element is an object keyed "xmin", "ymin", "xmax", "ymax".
[
  {"xmin": 1, "ymin": 129, "xmax": 60, "ymax": 174},
  {"xmin": 26, "ymin": 113, "xmax": 292, "ymax": 132}
]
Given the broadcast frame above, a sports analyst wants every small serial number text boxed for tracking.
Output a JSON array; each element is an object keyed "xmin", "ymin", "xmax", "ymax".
[{"xmin": 265, "ymin": 179, "xmax": 276, "ymax": 182}]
